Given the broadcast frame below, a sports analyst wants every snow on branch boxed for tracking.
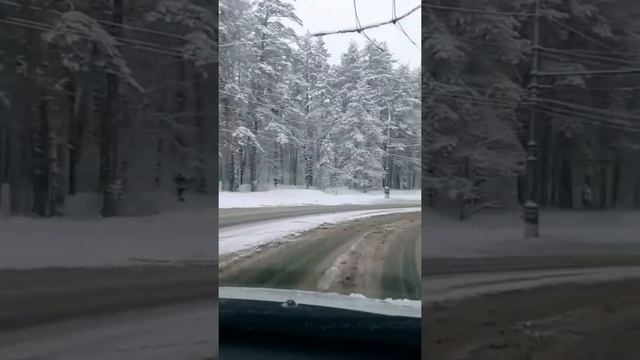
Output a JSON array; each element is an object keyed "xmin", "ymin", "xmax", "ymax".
[
  {"xmin": 147, "ymin": 0, "xmax": 217, "ymax": 66},
  {"xmin": 42, "ymin": 11, "xmax": 143, "ymax": 91}
]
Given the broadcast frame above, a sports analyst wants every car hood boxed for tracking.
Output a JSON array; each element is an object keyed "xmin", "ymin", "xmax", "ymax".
[
  {"xmin": 219, "ymin": 287, "xmax": 421, "ymax": 348},
  {"xmin": 219, "ymin": 286, "xmax": 421, "ymax": 318}
]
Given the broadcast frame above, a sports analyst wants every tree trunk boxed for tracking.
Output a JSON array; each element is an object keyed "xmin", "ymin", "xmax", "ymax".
[
  {"xmin": 67, "ymin": 76, "xmax": 84, "ymax": 196},
  {"xmin": 559, "ymin": 136, "xmax": 573, "ymax": 209},
  {"xmin": 539, "ymin": 119, "xmax": 551, "ymax": 206},
  {"xmin": 249, "ymin": 120, "xmax": 258, "ymax": 191},
  {"xmin": 239, "ymin": 147, "xmax": 245, "ymax": 185},
  {"xmin": 49, "ymin": 114, "xmax": 64, "ymax": 216},
  {"xmin": 634, "ymin": 173, "xmax": 640, "ymax": 208},
  {"xmin": 611, "ymin": 150, "xmax": 622, "ymax": 207},
  {"xmin": 154, "ymin": 138, "xmax": 164, "ymax": 190},
  {"xmin": 0, "ymin": 104, "xmax": 8, "ymax": 185},
  {"xmin": 100, "ymin": 0, "xmax": 124, "ymax": 217},
  {"xmin": 32, "ymin": 93, "xmax": 50, "ymax": 217},
  {"xmin": 599, "ymin": 159, "xmax": 608, "ymax": 209}
]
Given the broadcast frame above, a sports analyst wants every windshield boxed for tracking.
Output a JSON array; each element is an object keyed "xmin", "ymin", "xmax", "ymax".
[
  {"xmin": 218, "ymin": 0, "xmax": 422, "ymax": 305},
  {"xmin": 422, "ymin": 1, "xmax": 640, "ymax": 359}
]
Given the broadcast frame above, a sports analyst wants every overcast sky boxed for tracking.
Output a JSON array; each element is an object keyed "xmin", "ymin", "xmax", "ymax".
[{"xmin": 291, "ymin": 0, "xmax": 421, "ymax": 69}]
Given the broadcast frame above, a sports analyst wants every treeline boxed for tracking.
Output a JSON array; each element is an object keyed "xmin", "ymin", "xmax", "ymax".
[
  {"xmin": 424, "ymin": 0, "xmax": 640, "ymax": 213},
  {"xmin": 219, "ymin": 0, "xmax": 421, "ymax": 193},
  {"xmin": 0, "ymin": 0, "xmax": 217, "ymax": 217}
]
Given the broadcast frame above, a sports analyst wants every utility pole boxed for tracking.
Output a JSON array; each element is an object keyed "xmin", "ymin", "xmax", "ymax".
[{"xmin": 524, "ymin": 0, "xmax": 541, "ymax": 238}]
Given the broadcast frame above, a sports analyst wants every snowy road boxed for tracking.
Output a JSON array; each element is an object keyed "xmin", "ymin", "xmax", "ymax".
[
  {"xmin": 221, "ymin": 211, "xmax": 421, "ymax": 300},
  {"xmin": 0, "ymin": 301, "xmax": 217, "ymax": 360},
  {"xmin": 219, "ymin": 207, "xmax": 421, "ymax": 256},
  {"xmin": 423, "ymin": 266, "xmax": 640, "ymax": 303},
  {"xmin": 0, "ymin": 203, "xmax": 418, "ymax": 270},
  {"xmin": 219, "ymin": 202, "xmax": 420, "ymax": 227}
]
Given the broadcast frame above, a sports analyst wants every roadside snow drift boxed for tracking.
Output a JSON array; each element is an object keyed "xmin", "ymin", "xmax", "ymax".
[{"xmin": 219, "ymin": 188, "xmax": 420, "ymax": 208}]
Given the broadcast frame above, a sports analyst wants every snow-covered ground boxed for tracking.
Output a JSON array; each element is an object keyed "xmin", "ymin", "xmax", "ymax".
[
  {"xmin": 219, "ymin": 187, "xmax": 420, "ymax": 208},
  {"xmin": 424, "ymin": 210, "xmax": 640, "ymax": 258},
  {"xmin": 219, "ymin": 207, "xmax": 421, "ymax": 256},
  {"xmin": 0, "ymin": 207, "xmax": 420, "ymax": 270},
  {"xmin": 0, "ymin": 210, "xmax": 219, "ymax": 269}
]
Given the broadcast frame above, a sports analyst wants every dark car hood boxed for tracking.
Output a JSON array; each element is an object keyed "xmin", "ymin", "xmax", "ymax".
[
  {"xmin": 219, "ymin": 287, "xmax": 421, "ymax": 349},
  {"xmin": 220, "ymin": 286, "xmax": 420, "ymax": 317}
]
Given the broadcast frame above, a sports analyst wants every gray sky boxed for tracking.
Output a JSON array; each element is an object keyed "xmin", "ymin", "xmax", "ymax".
[{"xmin": 291, "ymin": 0, "xmax": 421, "ymax": 69}]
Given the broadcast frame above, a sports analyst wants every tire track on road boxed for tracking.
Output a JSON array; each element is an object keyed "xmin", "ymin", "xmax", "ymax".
[{"xmin": 220, "ymin": 212, "xmax": 421, "ymax": 300}]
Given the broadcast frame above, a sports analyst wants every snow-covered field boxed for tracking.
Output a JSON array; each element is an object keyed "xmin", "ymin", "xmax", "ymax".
[
  {"xmin": 219, "ymin": 187, "xmax": 421, "ymax": 208},
  {"xmin": 219, "ymin": 207, "xmax": 421, "ymax": 256}
]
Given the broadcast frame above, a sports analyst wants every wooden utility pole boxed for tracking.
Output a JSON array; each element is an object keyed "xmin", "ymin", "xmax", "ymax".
[{"xmin": 524, "ymin": 0, "xmax": 541, "ymax": 238}]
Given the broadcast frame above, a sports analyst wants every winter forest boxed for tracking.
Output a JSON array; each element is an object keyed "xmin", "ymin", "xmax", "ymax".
[
  {"xmin": 219, "ymin": 0, "xmax": 421, "ymax": 193},
  {"xmin": 424, "ymin": 0, "xmax": 640, "ymax": 218},
  {"xmin": 0, "ymin": 0, "xmax": 217, "ymax": 217}
]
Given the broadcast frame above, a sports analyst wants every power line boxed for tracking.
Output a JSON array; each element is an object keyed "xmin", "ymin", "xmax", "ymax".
[
  {"xmin": 533, "ymin": 67, "xmax": 640, "ymax": 77},
  {"xmin": 311, "ymin": 4, "xmax": 420, "ymax": 37},
  {"xmin": 539, "ymin": 97, "xmax": 640, "ymax": 123},
  {"xmin": 0, "ymin": 16, "xmax": 193, "ymax": 61},
  {"xmin": 424, "ymin": 4, "xmax": 535, "ymax": 17},
  {"xmin": 539, "ymin": 46, "xmax": 640, "ymax": 67},
  {"xmin": 425, "ymin": 33, "xmax": 512, "ymax": 49},
  {"xmin": 548, "ymin": 18, "xmax": 620, "ymax": 56},
  {"xmin": 428, "ymin": 81, "xmax": 526, "ymax": 97},
  {"xmin": 8, "ymin": 15, "xmax": 185, "ymax": 56},
  {"xmin": 539, "ymin": 52, "xmax": 625, "ymax": 71},
  {"xmin": 425, "ymin": 91, "xmax": 528, "ymax": 107},
  {"xmin": 539, "ymin": 103, "xmax": 640, "ymax": 127},
  {"xmin": 548, "ymin": 85, "xmax": 640, "ymax": 92},
  {"xmin": 0, "ymin": 0, "xmax": 187, "ymax": 40},
  {"xmin": 539, "ymin": 105, "xmax": 640, "ymax": 133},
  {"xmin": 352, "ymin": 0, "xmax": 384, "ymax": 52},
  {"xmin": 395, "ymin": 21, "xmax": 418, "ymax": 48},
  {"xmin": 391, "ymin": 0, "xmax": 418, "ymax": 48},
  {"xmin": 560, "ymin": 48, "xmax": 640, "ymax": 58}
]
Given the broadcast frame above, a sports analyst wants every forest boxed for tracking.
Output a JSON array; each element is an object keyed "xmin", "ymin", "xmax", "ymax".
[
  {"xmin": 219, "ymin": 0, "xmax": 421, "ymax": 193},
  {"xmin": 0, "ymin": 0, "xmax": 217, "ymax": 217},
  {"xmin": 424, "ymin": 0, "xmax": 640, "ymax": 216}
]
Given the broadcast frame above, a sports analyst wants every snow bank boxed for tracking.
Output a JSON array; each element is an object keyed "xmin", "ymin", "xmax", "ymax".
[
  {"xmin": 0, "ymin": 210, "xmax": 218, "ymax": 269},
  {"xmin": 219, "ymin": 207, "xmax": 421, "ymax": 256},
  {"xmin": 424, "ymin": 210, "xmax": 640, "ymax": 258},
  {"xmin": 219, "ymin": 187, "xmax": 420, "ymax": 208},
  {"xmin": 62, "ymin": 191, "xmax": 218, "ymax": 218}
]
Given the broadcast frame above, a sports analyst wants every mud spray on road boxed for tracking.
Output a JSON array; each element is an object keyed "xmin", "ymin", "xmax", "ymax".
[{"xmin": 219, "ymin": 212, "xmax": 421, "ymax": 300}]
